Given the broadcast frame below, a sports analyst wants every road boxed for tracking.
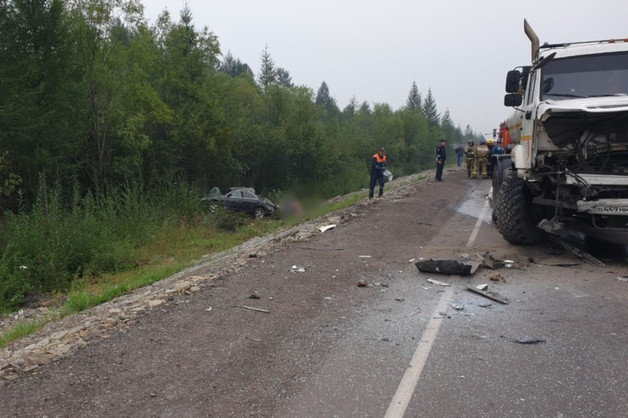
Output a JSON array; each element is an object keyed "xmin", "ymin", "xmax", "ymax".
[{"xmin": 1, "ymin": 168, "xmax": 627, "ymax": 417}]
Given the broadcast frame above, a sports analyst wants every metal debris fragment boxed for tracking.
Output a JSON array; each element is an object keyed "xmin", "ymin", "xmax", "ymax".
[
  {"xmin": 416, "ymin": 259, "xmax": 481, "ymax": 276},
  {"xmin": 230, "ymin": 305, "xmax": 270, "ymax": 314},
  {"xmin": 466, "ymin": 286, "xmax": 508, "ymax": 305},
  {"xmin": 501, "ymin": 336, "xmax": 546, "ymax": 344}
]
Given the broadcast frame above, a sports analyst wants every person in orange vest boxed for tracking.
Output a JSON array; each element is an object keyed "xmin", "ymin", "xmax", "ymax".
[{"xmin": 369, "ymin": 147, "xmax": 387, "ymax": 199}]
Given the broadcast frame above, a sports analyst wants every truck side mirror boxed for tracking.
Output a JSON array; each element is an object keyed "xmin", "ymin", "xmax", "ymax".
[
  {"xmin": 505, "ymin": 70, "xmax": 521, "ymax": 93},
  {"xmin": 504, "ymin": 94, "xmax": 523, "ymax": 107}
]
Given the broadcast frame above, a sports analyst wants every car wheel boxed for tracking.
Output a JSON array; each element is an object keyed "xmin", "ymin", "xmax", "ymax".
[
  {"xmin": 209, "ymin": 202, "xmax": 219, "ymax": 213},
  {"xmin": 253, "ymin": 207, "xmax": 266, "ymax": 219}
]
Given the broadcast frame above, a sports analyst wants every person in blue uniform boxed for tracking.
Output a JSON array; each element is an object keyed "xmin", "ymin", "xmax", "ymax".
[{"xmin": 435, "ymin": 139, "xmax": 447, "ymax": 181}]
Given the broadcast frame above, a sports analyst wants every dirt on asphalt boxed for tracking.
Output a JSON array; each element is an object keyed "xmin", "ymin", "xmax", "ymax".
[{"xmin": 0, "ymin": 167, "xmax": 483, "ymax": 417}]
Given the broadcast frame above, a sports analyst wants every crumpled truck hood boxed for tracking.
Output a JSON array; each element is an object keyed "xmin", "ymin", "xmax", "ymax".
[{"xmin": 537, "ymin": 96, "xmax": 628, "ymax": 147}]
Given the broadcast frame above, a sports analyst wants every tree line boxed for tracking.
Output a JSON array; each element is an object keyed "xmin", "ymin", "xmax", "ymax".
[
  {"xmin": 0, "ymin": 0, "xmax": 484, "ymax": 214},
  {"xmin": 0, "ymin": 0, "xmax": 489, "ymax": 309}
]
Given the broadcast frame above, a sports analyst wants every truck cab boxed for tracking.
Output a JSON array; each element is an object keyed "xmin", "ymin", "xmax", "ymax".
[{"xmin": 493, "ymin": 20, "xmax": 628, "ymax": 244}]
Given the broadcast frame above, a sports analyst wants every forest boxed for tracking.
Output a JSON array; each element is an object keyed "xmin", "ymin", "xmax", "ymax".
[{"xmin": 0, "ymin": 0, "xmax": 483, "ymax": 310}]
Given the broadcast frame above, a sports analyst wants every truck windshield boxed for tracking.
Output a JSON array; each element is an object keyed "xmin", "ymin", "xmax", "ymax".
[{"xmin": 540, "ymin": 51, "xmax": 628, "ymax": 100}]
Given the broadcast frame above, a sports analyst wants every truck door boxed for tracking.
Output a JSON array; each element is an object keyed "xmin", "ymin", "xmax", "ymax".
[{"xmin": 519, "ymin": 69, "xmax": 538, "ymax": 171}]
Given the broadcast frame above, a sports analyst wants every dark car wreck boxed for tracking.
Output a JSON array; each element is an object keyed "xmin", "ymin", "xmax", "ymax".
[{"xmin": 201, "ymin": 187, "xmax": 277, "ymax": 219}]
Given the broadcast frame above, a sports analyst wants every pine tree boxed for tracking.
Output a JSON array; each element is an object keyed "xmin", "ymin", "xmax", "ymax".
[
  {"xmin": 221, "ymin": 51, "xmax": 253, "ymax": 78},
  {"xmin": 422, "ymin": 88, "xmax": 440, "ymax": 127},
  {"xmin": 276, "ymin": 67, "xmax": 293, "ymax": 87},
  {"xmin": 406, "ymin": 81, "xmax": 422, "ymax": 111},
  {"xmin": 258, "ymin": 44, "xmax": 276, "ymax": 88}
]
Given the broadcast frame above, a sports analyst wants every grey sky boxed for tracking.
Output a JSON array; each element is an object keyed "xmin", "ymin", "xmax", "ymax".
[{"xmin": 142, "ymin": 0, "xmax": 628, "ymax": 135}]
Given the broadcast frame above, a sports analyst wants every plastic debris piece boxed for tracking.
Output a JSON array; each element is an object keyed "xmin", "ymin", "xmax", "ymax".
[
  {"xmin": 395, "ymin": 298, "xmax": 405, "ymax": 302},
  {"xmin": 450, "ymin": 303, "xmax": 464, "ymax": 311},
  {"xmin": 476, "ymin": 284, "xmax": 488, "ymax": 291},
  {"xmin": 318, "ymin": 224, "xmax": 336, "ymax": 233},
  {"xmin": 290, "ymin": 265, "xmax": 306, "ymax": 273},
  {"xmin": 359, "ymin": 255, "xmax": 372, "ymax": 259},
  {"xmin": 249, "ymin": 294, "xmax": 261, "ymax": 299},
  {"xmin": 426, "ymin": 278, "xmax": 451, "ymax": 286},
  {"xmin": 618, "ymin": 276, "xmax": 628, "ymax": 282}
]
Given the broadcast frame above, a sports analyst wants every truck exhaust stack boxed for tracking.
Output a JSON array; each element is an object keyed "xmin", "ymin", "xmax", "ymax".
[{"xmin": 524, "ymin": 19, "xmax": 539, "ymax": 62}]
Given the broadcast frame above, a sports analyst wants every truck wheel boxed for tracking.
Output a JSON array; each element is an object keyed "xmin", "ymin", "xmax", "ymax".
[
  {"xmin": 494, "ymin": 169, "xmax": 543, "ymax": 245},
  {"xmin": 491, "ymin": 157, "xmax": 510, "ymax": 204}
]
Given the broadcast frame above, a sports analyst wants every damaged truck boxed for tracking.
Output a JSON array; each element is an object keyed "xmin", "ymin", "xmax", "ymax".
[{"xmin": 492, "ymin": 19, "xmax": 628, "ymax": 245}]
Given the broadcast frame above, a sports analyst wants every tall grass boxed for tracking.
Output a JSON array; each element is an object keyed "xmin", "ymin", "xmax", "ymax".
[{"xmin": 0, "ymin": 180, "xmax": 204, "ymax": 311}]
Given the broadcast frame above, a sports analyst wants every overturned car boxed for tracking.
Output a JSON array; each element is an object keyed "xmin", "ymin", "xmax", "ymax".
[{"xmin": 201, "ymin": 187, "xmax": 277, "ymax": 219}]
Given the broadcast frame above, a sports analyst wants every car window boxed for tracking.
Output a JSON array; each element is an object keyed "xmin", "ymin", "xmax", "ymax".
[
  {"xmin": 227, "ymin": 191, "xmax": 242, "ymax": 198},
  {"xmin": 242, "ymin": 191, "xmax": 257, "ymax": 199}
]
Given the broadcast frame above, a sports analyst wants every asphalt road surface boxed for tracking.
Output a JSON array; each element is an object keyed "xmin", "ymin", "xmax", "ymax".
[{"xmin": 1, "ymin": 168, "xmax": 627, "ymax": 417}]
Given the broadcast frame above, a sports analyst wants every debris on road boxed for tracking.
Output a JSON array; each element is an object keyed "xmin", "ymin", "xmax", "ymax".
[
  {"xmin": 538, "ymin": 219, "xmax": 605, "ymax": 267},
  {"xmin": 476, "ymin": 284, "xmax": 488, "ymax": 291},
  {"xmin": 395, "ymin": 297, "xmax": 405, "ymax": 302},
  {"xmin": 478, "ymin": 303, "xmax": 492, "ymax": 308},
  {"xmin": 318, "ymin": 224, "xmax": 336, "ymax": 233},
  {"xmin": 450, "ymin": 303, "xmax": 464, "ymax": 311},
  {"xmin": 416, "ymin": 259, "xmax": 480, "ymax": 276},
  {"xmin": 476, "ymin": 252, "xmax": 505, "ymax": 269},
  {"xmin": 416, "ymin": 221, "xmax": 433, "ymax": 226},
  {"xmin": 249, "ymin": 294, "xmax": 261, "ymax": 299},
  {"xmin": 489, "ymin": 273, "xmax": 505, "ymax": 282},
  {"xmin": 230, "ymin": 305, "xmax": 270, "ymax": 314},
  {"xmin": 290, "ymin": 265, "xmax": 306, "ymax": 273},
  {"xmin": 501, "ymin": 336, "xmax": 546, "ymax": 345},
  {"xmin": 359, "ymin": 255, "xmax": 372, "ymax": 259},
  {"xmin": 357, "ymin": 280, "xmax": 370, "ymax": 287},
  {"xmin": 466, "ymin": 286, "xmax": 508, "ymax": 305},
  {"xmin": 426, "ymin": 278, "xmax": 451, "ymax": 286},
  {"xmin": 617, "ymin": 276, "xmax": 628, "ymax": 283}
]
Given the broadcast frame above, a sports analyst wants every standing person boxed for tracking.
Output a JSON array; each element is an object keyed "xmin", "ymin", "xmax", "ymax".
[
  {"xmin": 455, "ymin": 145, "xmax": 464, "ymax": 166},
  {"xmin": 464, "ymin": 140, "xmax": 476, "ymax": 178},
  {"xmin": 369, "ymin": 147, "xmax": 387, "ymax": 199},
  {"xmin": 473, "ymin": 139, "xmax": 490, "ymax": 179},
  {"xmin": 435, "ymin": 139, "xmax": 447, "ymax": 181}
]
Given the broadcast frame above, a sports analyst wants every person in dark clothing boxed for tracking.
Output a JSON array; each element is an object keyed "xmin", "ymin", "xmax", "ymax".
[
  {"xmin": 454, "ymin": 145, "xmax": 464, "ymax": 166},
  {"xmin": 369, "ymin": 147, "xmax": 387, "ymax": 198},
  {"xmin": 435, "ymin": 139, "xmax": 447, "ymax": 181}
]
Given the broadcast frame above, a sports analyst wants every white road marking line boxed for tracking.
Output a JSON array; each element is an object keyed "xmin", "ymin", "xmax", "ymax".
[
  {"xmin": 385, "ymin": 196, "xmax": 489, "ymax": 418},
  {"xmin": 384, "ymin": 286, "xmax": 454, "ymax": 418},
  {"xmin": 466, "ymin": 197, "xmax": 490, "ymax": 248}
]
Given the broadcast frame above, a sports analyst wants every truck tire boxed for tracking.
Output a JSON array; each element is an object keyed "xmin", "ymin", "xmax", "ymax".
[
  {"xmin": 494, "ymin": 169, "xmax": 543, "ymax": 245},
  {"xmin": 491, "ymin": 157, "xmax": 510, "ymax": 204}
]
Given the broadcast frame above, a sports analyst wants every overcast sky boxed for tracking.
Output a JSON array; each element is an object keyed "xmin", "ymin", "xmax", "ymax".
[{"xmin": 142, "ymin": 0, "xmax": 628, "ymax": 135}]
